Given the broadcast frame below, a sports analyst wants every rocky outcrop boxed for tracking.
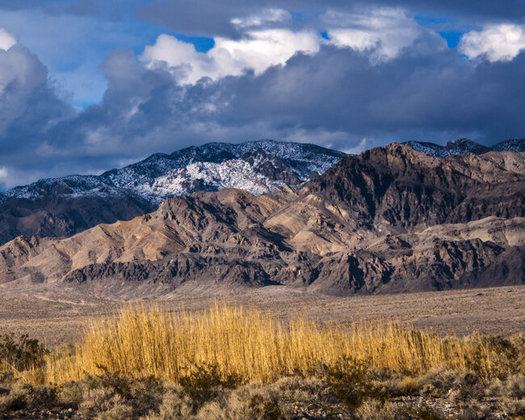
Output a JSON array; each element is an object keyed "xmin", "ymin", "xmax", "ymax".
[{"xmin": 305, "ymin": 144, "xmax": 525, "ymax": 230}]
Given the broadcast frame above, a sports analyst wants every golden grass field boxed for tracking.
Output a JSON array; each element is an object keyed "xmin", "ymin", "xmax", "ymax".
[
  {"xmin": 1, "ymin": 286, "xmax": 524, "ymax": 419},
  {"xmin": 41, "ymin": 303, "xmax": 523, "ymax": 386}
]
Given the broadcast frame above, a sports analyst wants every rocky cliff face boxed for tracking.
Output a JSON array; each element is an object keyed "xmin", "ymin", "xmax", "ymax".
[{"xmin": 1, "ymin": 143, "xmax": 523, "ymax": 296}]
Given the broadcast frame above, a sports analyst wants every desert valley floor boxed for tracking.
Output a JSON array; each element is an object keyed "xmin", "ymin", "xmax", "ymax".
[{"xmin": 1, "ymin": 284, "xmax": 524, "ymax": 347}]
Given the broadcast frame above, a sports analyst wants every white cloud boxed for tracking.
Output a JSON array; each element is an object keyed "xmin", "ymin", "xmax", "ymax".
[
  {"xmin": 215, "ymin": 29, "xmax": 319, "ymax": 74},
  {"xmin": 0, "ymin": 28, "xmax": 16, "ymax": 51},
  {"xmin": 0, "ymin": 43, "xmax": 48, "ymax": 130},
  {"xmin": 459, "ymin": 24, "xmax": 525, "ymax": 62},
  {"xmin": 141, "ymin": 29, "xmax": 319, "ymax": 84},
  {"xmin": 323, "ymin": 8, "xmax": 426, "ymax": 61},
  {"xmin": 342, "ymin": 137, "xmax": 373, "ymax": 155},
  {"xmin": 231, "ymin": 8, "xmax": 292, "ymax": 29}
]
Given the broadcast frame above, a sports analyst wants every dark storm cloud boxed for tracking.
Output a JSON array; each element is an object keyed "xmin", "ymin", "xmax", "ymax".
[
  {"xmin": 0, "ymin": 0, "xmax": 142, "ymax": 19},
  {"xmin": 166, "ymin": 44, "xmax": 525, "ymax": 148},
  {"xmin": 0, "ymin": 45, "xmax": 74, "ymax": 161},
  {"xmin": 30, "ymin": 41, "xmax": 525, "ymax": 165},
  {"xmin": 368, "ymin": 0, "xmax": 525, "ymax": 21},
  {"xmin": 3, "ymin": 0, "xmax": 523, "ymax": 37},
  {"xmin": 138, "ymin": 0, "xmax": 525, "ymax": 38},
  {"xmin": 2, "ymin": 31, "xmax": 525, "ymax": 188}
]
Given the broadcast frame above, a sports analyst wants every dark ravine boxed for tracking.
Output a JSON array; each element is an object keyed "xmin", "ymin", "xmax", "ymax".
[{"xmin": 1, "ymin": 143, "xmax": 524, "ymax": 297}]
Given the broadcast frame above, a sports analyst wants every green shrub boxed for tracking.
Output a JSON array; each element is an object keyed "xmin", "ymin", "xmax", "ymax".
[
  {"xmin": 178, "ymin": 362, "xmax": 242, "ymax": 410},
  {"xmin": 325, "ymin": 356, "xmax": 380, "ymax": 411},
  {"xmin": 0, "ymin": 333, "xmax": 48, "ymax": 371}
]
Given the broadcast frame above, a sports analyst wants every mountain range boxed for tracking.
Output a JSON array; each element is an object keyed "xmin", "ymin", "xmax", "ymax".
[
  {"xmin": 1, "ymin": 142, "xmax": 524, "ymax": 297},
  {"xmin": 0, "ymin": 140, "xmax": 346, "ymax": 246},
  {"xmin": 2, "ymin": 138, "xmax": 523, "ymax": 248}
]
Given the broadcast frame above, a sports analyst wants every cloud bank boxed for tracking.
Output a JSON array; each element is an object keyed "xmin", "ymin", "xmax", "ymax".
[{"xmin": 0, "ymin": 2, "xmax": 525, "ymax": 189}]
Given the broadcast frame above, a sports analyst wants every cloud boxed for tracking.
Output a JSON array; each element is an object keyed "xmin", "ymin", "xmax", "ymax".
[
  {"xmin": 141, "ymin": 28, "xmax": 320, "ymax": 84},
  {"xmin": 0, "ymin": 28, "xmax": 16, "ymax": 51},
  {"xmin": 0, "ymin": 39, "xmax": 75, "ymax": 186},
  {"xmin": 323, "ymin": 8, "xmax": 443, "ymax": 61},
  {"xmin": 0, "ymin": 166, "xmax": 8, "ymax": 190},
  {"xmin": 231, "ymin": 8, "xmax": 292, "ymax": 29},
  {"xmin": 0, "ymin": 9, "xmax": 164, "ymax": 106},
  {"xmin": 460, "ymin": 24, "xmax": 525, "ymax": 62},
  {"xmin": 1, "ymin": 4, "xmax": 525, "ymax": 190},
  {"xmin": 138, "ymin": 0, "xmax": 525, "ymax": 39},
  {"xmin": 41, "ymin": 41, "xmax": 525, "ymax": 169}
]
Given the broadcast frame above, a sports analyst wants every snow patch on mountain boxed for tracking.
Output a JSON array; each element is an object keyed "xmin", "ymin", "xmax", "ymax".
[
  {"xmin": 1, "ymin": 176, "xmax": 124, "ymax": 202},
  {"xmin": 1, "ymin": 140, "xmax": 346, "ymax": 204},
  {"xmin": 101, "ymin": 140, "xmax": 344, "ymax": 190},
  {"xmin": 136, "ymin": 159, "xmax": 284, "ymax": 203}
]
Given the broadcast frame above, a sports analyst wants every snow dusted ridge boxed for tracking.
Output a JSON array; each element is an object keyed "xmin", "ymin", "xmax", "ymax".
[
  {"xmin": 492, "ymin": 139, "xmax": 525, "ymax": 152},
  {"xmin": 404, "ymin": 138, "xmax": 525, "ymax": 158},
  {"xmin": 1, "ymin": 140, "xmax": 346, "ymax": 204},
  {"xmin": 4, "ymin": 138, "xmax": 523, "ymax": 205},
  {"xmin": 1, "ymin": 176, "xmax": 133, "ymax": 201}
]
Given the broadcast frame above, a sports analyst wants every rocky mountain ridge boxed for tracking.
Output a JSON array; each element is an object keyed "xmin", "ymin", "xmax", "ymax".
[
  {"xmin": 2, "ymin": 143, "xmax": 523, "ymax": 297},
  {"xmin": 1, "ymin": 137, "xmax": 522, "ymax": 248},
  {"xmin": 404, "ymin": 138, "xmax": 525, "ymax": 158}
]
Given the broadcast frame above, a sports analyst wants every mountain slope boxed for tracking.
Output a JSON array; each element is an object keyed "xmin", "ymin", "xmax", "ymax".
[
  {"xmin": 2, "ymin": 144, "xmax": 524, "ymax": 296},
  {"xmin": 0, "ymin": 140, "xmax": 346, "ymax": 245}
]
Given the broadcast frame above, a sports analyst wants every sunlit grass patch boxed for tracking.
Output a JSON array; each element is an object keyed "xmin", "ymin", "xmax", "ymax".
[{"xmin": 42, "ymin": 303, "xmax": 523, "ymax": 386}]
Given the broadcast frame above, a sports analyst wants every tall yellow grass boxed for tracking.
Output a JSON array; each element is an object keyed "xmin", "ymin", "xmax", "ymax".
[{"xmin": 43, "ymin": 303, "xmax": 511, "ymax": 384}]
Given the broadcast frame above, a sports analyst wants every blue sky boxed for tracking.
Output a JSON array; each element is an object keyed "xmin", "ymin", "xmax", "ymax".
[{"xmin": 0, "ymin": 0, "xmax": 525, "ymax": 189}]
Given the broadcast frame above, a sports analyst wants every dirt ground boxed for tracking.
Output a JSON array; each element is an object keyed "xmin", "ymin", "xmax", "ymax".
[{"xmin": 0, "ymin": 283, "xmax": 523, "ymax": 348}]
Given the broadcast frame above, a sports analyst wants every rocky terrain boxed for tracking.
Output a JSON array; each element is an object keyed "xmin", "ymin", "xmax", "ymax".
[
  {"xmin": 1, "ymin": 143, "xmax": 524, "ymax": 296},
  {"xmin": 0, "ymin": 140, "xmax": 346, "ymax": 246}
]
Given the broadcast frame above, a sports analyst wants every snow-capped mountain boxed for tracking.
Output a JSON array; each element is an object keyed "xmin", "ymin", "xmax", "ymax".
[
  {"xmin": 100, "ymin": 140, "xmax": 346, "ymax": 204},
  {"xmin": 2, "ymin": 140, "xmax": 346, "ymax": 204},
  {"xmin": 404, "ymin": 138, "xmax": 525, "ymax": 158},
  {"xmin": 4, "ymin": 142, "xmax": 525, "ymax": 296},
  {"xmin": 0, "ymin": 140, "xmax": 346, "ymax": 245}
]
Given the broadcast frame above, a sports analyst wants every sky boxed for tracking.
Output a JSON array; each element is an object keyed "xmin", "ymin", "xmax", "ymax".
[{"xmin": 0, "ymin": 0, "xmax": 525, "ymax": 189}]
